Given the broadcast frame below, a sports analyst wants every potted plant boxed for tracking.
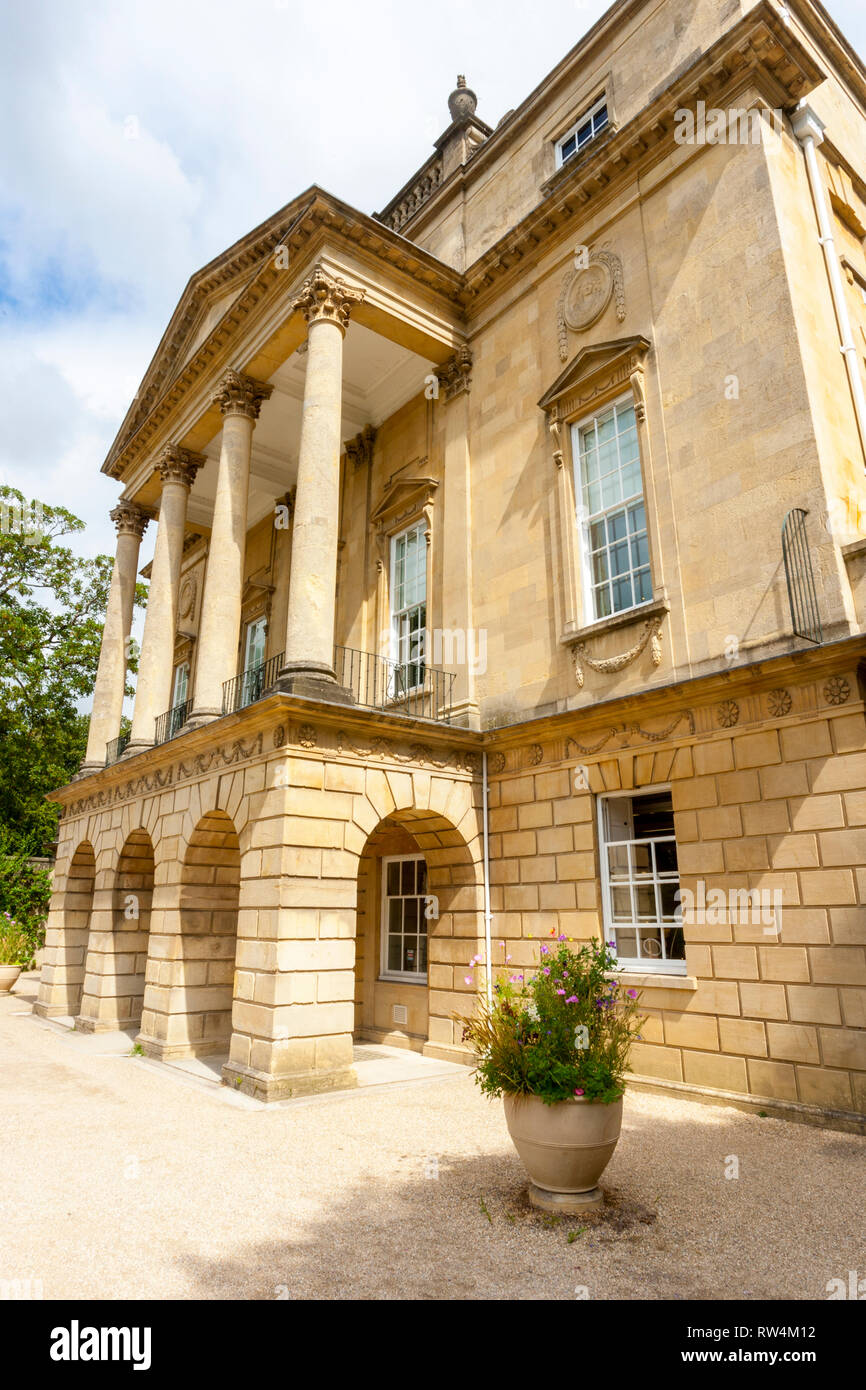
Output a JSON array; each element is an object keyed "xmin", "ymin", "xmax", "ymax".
[
  {"xmin": 459, "ymin": 936, "xmax": 644, "ymax": 1213},
  {"xmin": 0, "ymin": 913, "xmax": 29, "ymax": 993}
]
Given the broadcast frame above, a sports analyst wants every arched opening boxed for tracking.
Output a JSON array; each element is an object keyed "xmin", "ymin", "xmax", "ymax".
[
  {"xmin": 37, "ymin": 840, "xmax": 95, "ymax": 1019},
  {"xmin": 178, "ymin": 809, "xmax": 240, "ymax": 1056},
  {"xmin": 354, "ymin": 808, "xmax": 481, "ymax": 1058},
  {"xmin": 112, "ymin": 830, "xmax": 154, "ymax": 1027}
]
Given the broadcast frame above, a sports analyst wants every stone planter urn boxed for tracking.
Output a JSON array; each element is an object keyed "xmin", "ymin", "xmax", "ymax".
[
  {"xmin": 503, "ymin": 1092, "xmax": 623, "ymax": 1213},
  {"xmin": 0, "ymin": 964, "xmax": 22, "ymax": 994}
]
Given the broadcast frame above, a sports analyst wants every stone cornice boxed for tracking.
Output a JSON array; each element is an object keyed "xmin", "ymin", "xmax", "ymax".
[
  {"xmin": 212, "ymin": 369, "xmax": 273, "ymax": 420},
  {"xmin": 458, "ymin": 3, "xmax": 825, "ymax": 311}
]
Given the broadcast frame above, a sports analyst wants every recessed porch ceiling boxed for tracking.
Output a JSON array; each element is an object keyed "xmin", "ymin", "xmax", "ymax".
[{"xmin": 183, "ymin": 321, "xmax": 434, "ymax": 531}]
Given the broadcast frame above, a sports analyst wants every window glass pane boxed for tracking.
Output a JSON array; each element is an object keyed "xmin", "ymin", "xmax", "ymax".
[
  {"xmin": 388, "ymin": 937, "xmax": 401, "ymax": 972},
  {"xmin": 404, "ymin": 897, "xmax": 419, "ymax": 932},
  {"xmin": 655, "ymin": 840, "xmax": 679, "ymax": 875},
  {"xmin": 636, "ymin": 568, "xmax": 653, "ymax": 603},
  {"xmin": 664, "ymin": 927, "xmax": 686, "ymax": 960},
  {"xmin": 387, "ymin": 861, "xmax": 400, "ymax": 896},
  {"xmin": 639, "ymin": 928, "xmax": 663, "ymax": 959},
  {"xmin": 611, "ymin": 886, "xmax": 633, "ymax": 920},
  {"xmin": 612, "ymin": 575, "xmax": 633, "ymax": 612},
  {"xmin": 614, "ymin": 928, "xmax": 638, "ymax": 959},
  {"xmin": 659, "ymin": 882, "xmax": 680, "ymax": 920},
  {"xmin": 388, "ymin": 898, "xmax": 402, "ymax": 933},
  {"xmin": 607, "ymin": 843, "xmax": 630, "ymax": 877},
  {"xmin": 417, "ymin": 936, "xmax": 428, "ymax": 972},
  {"xmin": 403, "ymin": 937, "xmax": 418, "ymax": 972},
  {"xmin": 401, "ymin": 860, "xmax": 415, "ymax": 894},
  {"xmin": 592, "ymin": 550, "xmax": 609, "ymax": 585},
  {"xmin": 594, "ymin": 584, "xmax": 612, "ymax": 618},
  {"xmin": 416, "ymin": 860, "xmax": 427, "ymax": 896}
]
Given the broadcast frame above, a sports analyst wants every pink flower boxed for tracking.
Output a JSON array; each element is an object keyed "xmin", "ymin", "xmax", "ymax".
[
  {"xmin": 542, "ymin": 968, "xmax": 551, "ymax": 975},
  {"xmin": 505, "ymin": 955, "xmax": 512, "ymax": 963},
  {"xmin": 555, "ymin": 989, "xmax": 566, "ymax": 996},
  {"xmin": 566, "ymin": 995, "xmax": 579, "ymax": 1003},
  {"xmin": 464, "ymin": 976, "xmax": 474, "ymax": 985},
  {"xmin": 574, "ymin": 1088, "xmax": 584, "ymax": 1097},
  {"xmin": 627, "ymin": 988, "xmax": 638, "ymax": 998},
  {"xmin": 540, "ymin": 945, "xmax": 549, "ymax": 955}
]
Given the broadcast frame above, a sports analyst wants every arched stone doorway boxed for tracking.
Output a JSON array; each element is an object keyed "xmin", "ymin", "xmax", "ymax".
[
  {"xmin": 354, "ymin": 807, "xmax": 483, "ymax": 1060},
  {"xmin": 171, "ymin": 809, "xmax": 240, "ymax": 1057},
  {"xmin": 78, "ymin": 830, "xmax": 155, "ymax": 1031},
  {"xmin": 34, "ymin": 840, "xmax": 95, "ymax": 1020}
]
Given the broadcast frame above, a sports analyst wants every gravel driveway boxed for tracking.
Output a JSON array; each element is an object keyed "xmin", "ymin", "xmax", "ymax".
[{"xmin": 2, "ymin": 975, "xmax": 863, "ymax": 1301}]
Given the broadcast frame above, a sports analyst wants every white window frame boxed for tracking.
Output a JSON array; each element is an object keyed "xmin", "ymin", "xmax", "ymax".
[
  {"xmin": 597, "ymin": 786, "xmax": 686, "ymax": 975},
  {"xmin": 555, "ymin": 97, "xmax": 609, "ymax": 168},
  {"xmin": 389, "ymin": 520, "xmax": 427, "ymax": 696},
  {"xmin": 170, "ymin": 661, "xmax": 189, "ymax": 709},
  {"xmin": 572, "ymin": 393, "xmax": 652, "ymax": 624},
  {"xmin": 243, "ymin": 615, "xmax": 267, "ymax": 674},
  {"xmin": 379, "ymin": 854, "xmax": 429, "ymax": 985}
]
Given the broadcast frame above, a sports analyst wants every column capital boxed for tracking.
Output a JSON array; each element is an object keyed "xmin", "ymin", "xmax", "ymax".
[
  {"xmin": 110, "ymin": 501, "xmax": 150, "ymax": 539},
  {"xmin": 212, "ymin": 369, "xmax": 274, "ymax": 421},
  {"xmin": 291, "ymin": 264, "xmax": 365, "ymax": 334},
  {"xmin": 157, "ymin": 444, "xmax": 206, "ymax": 488},
  {"xmin": 435, "ymin": 345, "xmax": 473, "ymax": 400}
]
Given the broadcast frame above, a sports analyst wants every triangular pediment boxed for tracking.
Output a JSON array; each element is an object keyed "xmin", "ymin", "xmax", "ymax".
[
  {"xmin": 371, "ymin": 470, "xmax": 438, "ymax": 531},
  {"xmin": 538, "ymin": 335, "xmax": 651, "ymax": 420}
]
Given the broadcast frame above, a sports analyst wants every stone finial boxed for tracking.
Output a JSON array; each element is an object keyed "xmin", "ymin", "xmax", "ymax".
[
  {"xmin": 434, "ymin": 345, "xmax": 473, "ymax": 400},
  {"xmin": 110, "ymin": 501, "xmax": 150, "ymax": 539},
  {"xmin": 448, "ymin": 74, "xmax": 477, "ymax": 122},
  {"xmin": 212, "ymin": 369, "xmax": 274, "ymax": 420},
  {"xmin": 291, "ymin": 264, "xmax": 365, "ymax": 334},
  {"xmin": 156, "ymin": 444, "xmax": 206, "ymax": 489}
]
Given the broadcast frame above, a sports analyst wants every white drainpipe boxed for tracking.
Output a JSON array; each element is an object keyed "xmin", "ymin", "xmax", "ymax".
[
  {"xmin": 481, "ymin": 750, "xmax": 493, "ymax": 1009},
  {"xmin": 791, "ymin": 104, "xmax": 866, "ymax": 466}
]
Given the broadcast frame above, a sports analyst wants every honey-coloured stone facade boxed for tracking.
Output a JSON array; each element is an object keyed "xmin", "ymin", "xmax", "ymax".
[{"xmin": 37, "ymin": 0, "xmax": 866, "ymax": 1126}]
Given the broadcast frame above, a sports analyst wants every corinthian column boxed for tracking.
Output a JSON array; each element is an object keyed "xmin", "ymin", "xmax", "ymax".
[
  {"xmin": 279, "ymin": 264, "xmax": 363, "ymax": 698},
  {"xmin": 186, "ymin": 369, "xmax": 273, "ymax": 724},
  {"xmin": 80, "ymin": 503, "xmax": 149, "ymax": 771},
  {"xmin": 126, "ymin": 446, "xmax": 204, "ymax": 752}
]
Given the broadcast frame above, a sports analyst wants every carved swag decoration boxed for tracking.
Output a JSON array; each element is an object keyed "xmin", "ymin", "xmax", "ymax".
[{"xmin": 572, "ymin": 612, "xmax": 664, "ymax": 689}]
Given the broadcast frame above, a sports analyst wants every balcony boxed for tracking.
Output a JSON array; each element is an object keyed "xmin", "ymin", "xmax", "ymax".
[
  {"xmin": 105, "ymin": 731, "xmax": 131, "ymax": 765},
  {"xmin": 334, "ymin": 646, "xmax": 454, "ymax": 722},
  {"xmin": 154, "ymin": 698, "xmax": 190, "ymax": 747},
  {"xmin": 222, "ymin": 652, "xmax": 285, "ymax": 716}
]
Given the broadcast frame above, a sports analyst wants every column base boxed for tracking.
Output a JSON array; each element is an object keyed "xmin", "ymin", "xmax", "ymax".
[
  {"xmin": 222, "ymin": 1059, "xmax": 358, "ymax": 1102},
  {"xmin": 180, "ymin": 707, "xmax": 223, "ymax": 732},
  {"xmin": 120, "ymin": 739, "xmax": 153, "ymax": 758},
  {"xmin": 74, "ymin": 760, "xmax": 105, "ymax": 779},
  {"xmin": 275, "ymin": 663, "xmax": 355, "ymax": 706}
]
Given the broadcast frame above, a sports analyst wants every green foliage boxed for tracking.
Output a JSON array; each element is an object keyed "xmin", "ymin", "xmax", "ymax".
[
  {"xmin": 0, "ymin": 825, "xmax": 51, "ymax": 968},
  {"xmin": 459, "ymin": 938, "xmax": 645, "ymax": 1105},
  {"xmin": 0, "ymin": 486, "xmax": 144, "ymax": 853}
]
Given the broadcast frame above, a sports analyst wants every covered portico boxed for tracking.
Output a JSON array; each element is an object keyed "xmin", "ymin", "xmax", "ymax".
[{"xmin": 80, "ymin": 195, "xmax": 476, "ymax": 775}]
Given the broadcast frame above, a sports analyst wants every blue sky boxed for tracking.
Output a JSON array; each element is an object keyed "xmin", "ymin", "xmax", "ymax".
[{"xmin": 1, "ymin": 0, "xmax": 864, "ymax": 582}]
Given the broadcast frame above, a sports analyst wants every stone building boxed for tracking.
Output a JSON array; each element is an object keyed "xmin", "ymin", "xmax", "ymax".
[{"xmin": 36, "ymin": 0, "xmax": 866, "ymax": 1124}]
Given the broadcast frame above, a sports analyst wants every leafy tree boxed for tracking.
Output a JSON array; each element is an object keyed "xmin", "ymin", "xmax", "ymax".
[{"xmin": 0, "ymin": 485, "xmax": 143, "ymax": 856}]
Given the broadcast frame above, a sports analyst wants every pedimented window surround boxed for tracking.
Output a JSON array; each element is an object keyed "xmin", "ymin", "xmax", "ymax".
[
  {"xmin": 538, "ymin": 335, "xmax": 670, "ymax": 686},
  {"xmin": 371, "ymin": 470, "xmax": 438, "ymax": 655}
]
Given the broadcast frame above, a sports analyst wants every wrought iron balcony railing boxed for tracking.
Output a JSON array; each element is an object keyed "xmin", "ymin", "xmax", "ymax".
[
  {"xmin": 154, "ymin": 698, "xmax": 190, "ymax": 747},
  {"xmin": 222, "ymin": 652, "xmax": 284, "ymax": 716},
  {"xmin": 782, "ymin": 507, "xmax": 823, "ymax": 645},
  {"xmin": 334, "ymin": 645, "xmax": 454, "ymax": 723},
  {"xmin": 105, "ymin": 730, "xmax": 131, "ymax": 765}
]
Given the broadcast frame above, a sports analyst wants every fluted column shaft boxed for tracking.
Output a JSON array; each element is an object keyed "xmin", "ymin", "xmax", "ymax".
[
  {"xmin": 187, "ymin": 371, "xmax": 272, "ymax": 722},
  {"xmin": 81, "ymin": 504, "xmax": 149, "ymax": 769},
  {"xmin": 281, "ymin": 265, "xmax": 364, "ymax": 684},
  {"xmin": 127, "ymin": 448, "xmax": 203, "ymax": 749}
]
